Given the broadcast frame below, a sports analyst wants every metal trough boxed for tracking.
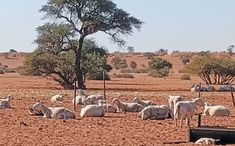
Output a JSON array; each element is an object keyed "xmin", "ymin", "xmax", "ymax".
[{"xmin": 189, "ymin": 127, "xmax": 235, "ymax": 144}]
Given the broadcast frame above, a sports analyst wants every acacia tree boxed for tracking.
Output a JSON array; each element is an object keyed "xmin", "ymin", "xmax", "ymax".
[
  {"xmin": 183, "ymin": 56, "xmax": 235, "ymax": 84},
  {"xmin": 39, "ymin": 0, "xmax": 143, "ymax": 89}
]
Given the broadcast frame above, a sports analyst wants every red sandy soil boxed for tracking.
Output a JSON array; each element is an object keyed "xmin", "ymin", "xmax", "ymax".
[{"xmin": 0, "ymin": 53, "xmax": 235, "ymax": 145}]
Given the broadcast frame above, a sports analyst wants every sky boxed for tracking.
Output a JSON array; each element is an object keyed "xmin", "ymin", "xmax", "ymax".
[{"xmin": 0, "ymin": 0, "xmax": 235, "ymax": 53}]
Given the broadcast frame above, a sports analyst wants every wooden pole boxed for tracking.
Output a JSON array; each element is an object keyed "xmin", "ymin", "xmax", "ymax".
[
  {"xmin": 230, "ymin": 86, "xmax": 235, "ymax": 109},
  {"xmin": 73, "ymin": 78, "xmax": 77, "ymax": 111},
  {"xmin": 197, "ymin": 114, "xmax": 201, "ymax": 127},
  {"xmin": 198, "ymin": 82, "xmax": 201, "ymax": 98},
  {"xmin": 103, "ymin": 70, "xmax": 106, "ymax": 100}
]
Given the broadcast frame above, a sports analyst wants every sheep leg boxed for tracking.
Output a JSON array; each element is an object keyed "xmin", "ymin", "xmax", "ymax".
[
  {"xmin": 180, "ymin": 116, "xmax": 183, "ymax": 127},
  {"xmin": 174, "ymin": 118, "xmax": 177, "ymax": 127},
  {"xmin": 186, "ymin": 118, "xmax": 190, "ymax": 128}
]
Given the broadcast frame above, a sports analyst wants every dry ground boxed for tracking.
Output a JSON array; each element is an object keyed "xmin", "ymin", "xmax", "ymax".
[
  {"xmin": 0, "ymin": 73, "xmax": 235, "ymax": 146},
  {"xmin": 0, "ymin": 53, "xmax": 235, "ymax": 145}
]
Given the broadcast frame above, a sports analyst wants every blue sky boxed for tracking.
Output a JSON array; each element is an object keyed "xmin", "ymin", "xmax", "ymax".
[{"xmin": 0, "ymin": 0, "xmax": 235, "ymax": 53}]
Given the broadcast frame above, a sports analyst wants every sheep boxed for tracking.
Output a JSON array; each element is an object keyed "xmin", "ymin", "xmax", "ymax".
[
  {"xmin": 166, "ymin": 95, "xmax": 182, "ymax": 112},
  {"xmin": 51, "ymin": 94, "xmax": 65, "ymax": 103},
  {"xmin": 207, "ymin": 85, "xmax": 215, "ymax": 92},
  {"xmin": 72, "ymin": 95, "xmax": 87, "ymax": 105},
  {"xmin": 112, "ymin": 98, "xmax": 144, "ymax": 113},
  {"xmin": 191, "ymin": 84, "xmax": 207, "ymax": 92},
  {"xmin": 219, "ymin": 85, "xmax": 234, "ymax": 92},
  {"xmin": 204, "ymin": 102, "xmax": 230, "ymax": 117},
  {"xmin": 194, "ymin": 138, "xmax": 220, "ymax": 145},
  {"xmin": 80, "ymin": 104, "xmax": 105, "ymax": 117},
  {"xmin": 132, "ymin": 97, "xmax": 156, "ymax": 107},
  {"xmin": 174, "ymin": 97, "xmax": 204, "ymax": 127},
  {"xmin": 138, "ymin": 105, "xmax": 172, "ymax": 120},
  {"xmin": 32, "ymin": 101, "xmax": 75, "ymax": 119},
  {"xmin": 0, "ymin": 95, "xmax": 13, "ymax": 109},
  {"xmin": 102, "ymin": 104, "xmax": 117, "ymax": 113}
]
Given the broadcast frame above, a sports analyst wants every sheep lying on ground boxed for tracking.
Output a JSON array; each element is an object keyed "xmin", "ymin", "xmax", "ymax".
[
  {"xmin": 102, "ymin": 104, "xmax": 117, "ymax": 113},
  {"xmin": 51, "ymin": 94, "xmax": 66, "ymax": 103},
  {"xmin": 0, "ymin": 95, "xmax": 13, "ymax": 109},
  {"xmin": 194, "ymin": 138, "xmax": 220, "ymax": 145},
  {"xmin": 166, "ymin": 95, "xmax": 182, "ymax": 112},
  {"xmin": 32, "ymin": 101, "xmax": 75, "ymax": 119},
  {"xmin": 112, "ymin": 98, "xmax": 144, "ymax": 113},
  {"xmin": 204, "ymin": 102, "xmax": 230, "ymax": 117},
  {"xmin": 80, "ymin": 104, "xmax": 105, "ymax": 117},
  {"xmin": 132, "ymin": 97, "xmax": 156, "ymax": 107},
  {"xmin": 138, "ymin": 105, "xmax": 172, "ymax": 120},
  {"xmin": 174, "ymin": 97, "xmax": 204, "ymax": 127},
  {"xmin": 219, "ymin": 85, "xmax": 235, "ymax": 92},
  {"xmin": 191, "ymin": 84, "xmax": 207, "ymax": 92}
]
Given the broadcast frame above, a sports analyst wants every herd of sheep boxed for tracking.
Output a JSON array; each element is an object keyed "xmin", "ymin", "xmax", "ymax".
[{"xmin": 0, "ymin": 88, "xmax": 232, "ymax": 145}]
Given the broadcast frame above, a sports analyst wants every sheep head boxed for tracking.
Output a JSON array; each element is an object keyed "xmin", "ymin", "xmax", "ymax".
[
  {"xmin": 193, "ymin": 98, "xmax": 204, "ymax": 106},
  {"xmin": 32, "ymin": 101, "xmax": 44, "ymax": 112},
  {"xmin": 112, "ymin": 98, "xmax": 120, "ymax": 106},
  {"xmin": 133, "ymin": 97, "xmax": 140, "ymax": 102}
]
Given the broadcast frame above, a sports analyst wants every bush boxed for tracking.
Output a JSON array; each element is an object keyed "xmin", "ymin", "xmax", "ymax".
[
  {"xmin": 87, "ymin": 72, "xmax": 110, "ymax": 80},
  {"xmin": 114, "ymin": 73, "xmax": 134, "ymax": 78},
  {"xmin": 143, "ymin": 52, "xmax": 156, "ymax": 59},
  {"xmin": 0, "ymin": 70, "xmax": 4, "ymax": 74},
  {"xmin": 180, "ymin": 74, "xmax": 191, "ymax": 80},
  {"xmin": 130, "ymin": 61, "xmax": 137, "ymax": 70},
  {"xmin": 183, "ymin": 56, "xmax": 235, "ymax": 84},
  {"xmin": 181, "ymin": 57, "xmax": 190, "ymax": 65},
  {"xmin": 4, "ymin": 68, "xmax": 16, "ymax": 73},
  {"xmin": 0, "ymin": 62, "xmax": 2, "ymax": 66},
  {"xmin": 149, "ymin": 67, "xmax": 170, "ymax": 78}
]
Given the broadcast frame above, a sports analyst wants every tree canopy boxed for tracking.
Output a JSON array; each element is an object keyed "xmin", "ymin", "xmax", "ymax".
[
  {"xmin": 38, "ymin": 0, "xmax": 143, "ymax": 88},
  {"xmin": 183, "ymin": 56, "xmax": 235, "ymax": 84}
]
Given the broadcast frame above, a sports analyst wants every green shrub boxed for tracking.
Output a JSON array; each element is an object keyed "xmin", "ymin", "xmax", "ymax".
[
  {"xmin": 149, "ymin": 67, "xmax": 170, "ymax": 78},
  {"xmin": 180, "ymin": 74, "xmax": 191, "ymax": 80},
  {"xmin": 148, "ymin": 57, "xmax": 172, "ymax": 78}
]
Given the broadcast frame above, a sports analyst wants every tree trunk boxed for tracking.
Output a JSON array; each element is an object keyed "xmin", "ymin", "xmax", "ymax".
[{"xmin": 75, "ymin": 36, "xmax": 85, "ymax": 89}]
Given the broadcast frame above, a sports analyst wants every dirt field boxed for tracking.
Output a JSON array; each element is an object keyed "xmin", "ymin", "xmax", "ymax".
[
  {"xmin": 0, "ymin": 73, "xmax": 235, "ymax": 146},
  {"xmin": 0, "ymin": 53, "xmax": 235, "ymax": 145}
]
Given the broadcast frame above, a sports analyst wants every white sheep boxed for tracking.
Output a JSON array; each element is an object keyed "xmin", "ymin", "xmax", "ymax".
[
  {"xmin": 72, "ymin": 95, "xmax": 87, "ymax": 105},
  {"xmin": 191, "ymin": 84, "xmax": 207, "ymax": 92},
  {"xmin": 51, "ymin": 94, "xmax": 65, "ymax": 103},
  {"xmin": 194, "ymin": 138, "xmax": 220, "ymax": 144},
  {"xmin": 80, "ymin": 104, "xmax": 105, "ymax": 117},
  {"xmin": 132, "ymin": 97, "xmax": 156, "ymax": 107},
  {"xmin": 204, "ymin": 102, "xmax": 230, "ymax": 117},
  {"xmin": 0, "ymin": 95, "xmax": 13, "ymax": 109},
  {"xmin": 32, "ymin": 101, "xmax": 75, "ymax": 119},
  {"xmin": 166, "ymin": 95, "xmax": 182, "ymax": 112},
  {"xmin": 112, "ymin": 98, "xmax": 144, "ymax": 113},
  {"xmin": 138, "ymin": 105, "xmax": 172, "ymax": 120},
  {"xmin": 174, "ymin": 97, "xmax": 204, "ymax": 127}
]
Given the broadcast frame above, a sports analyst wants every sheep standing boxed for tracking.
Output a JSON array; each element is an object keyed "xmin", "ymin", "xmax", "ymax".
[
  {"xmin": 194, "ymin": 138, "xmax": 220, "ymax": 144},
  {"xmin": 132, "ymin": 97, "xmax": 156, "ymax": 107},
  {"xmin": 204, "ymin": 102, "xmax": 230, "ymax": 117},
  {"xmin": 32, "ymin": 101, "xmax": 75, "ymax": 119},
  {"xmin": 80, "ymin": 104, "xmax": 105, "ymax": 117},
  {"xmin": 112, "ymin": 98, "xmax": 144, "ymax": 113},
  {"xmin": 0, "ymin": 95, "xmax": 13, "ymax": 109},
  {"xmin": 166, "ymin": 95, "xmax": 182, "ymax": 113},
  {"xmin": 174, "ymin": 98, "xmax": 204, "ymax": 127},
  {"xmin": 72, "ymin": 95, "xmax": 87, "ymax": 105},
  {"xmin": 138, "ymin": 105, "xmax": 172, "ymax": 120}
]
